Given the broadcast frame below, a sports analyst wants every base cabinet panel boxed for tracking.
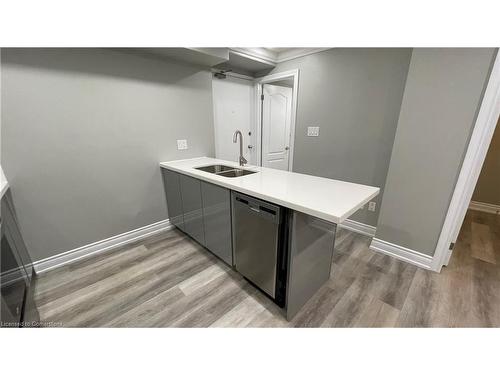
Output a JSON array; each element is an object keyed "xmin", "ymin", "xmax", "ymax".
[
  {"xmin": 1, "ymin": 190, "xmax": 40, "ymax": 326},
  {"xmin": 179, "ymin": 174, "xmax": 205, "ymax": 245},
  {"xmin": 201, "ymin": 181, "xmax": 232, "ymax": 265},
  {"xmin": 161, "ymin": 169, "xmax": 184, "ymax": 230},
  {"xmin": 286, "ymin": 212, "xmax": 336, "ymax": 320}
]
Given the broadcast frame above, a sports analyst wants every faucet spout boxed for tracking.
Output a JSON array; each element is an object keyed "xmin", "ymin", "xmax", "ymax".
[{"xmin": 232, "ymin": 130, "xmax": 248, "ymax": 166}]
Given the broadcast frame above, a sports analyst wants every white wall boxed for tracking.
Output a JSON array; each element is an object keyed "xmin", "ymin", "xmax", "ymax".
[
  {"xmin": 375, "ymin": 48, "xmax": 496, "ymax": 256},
  {"xmin": 212, "ymin": 75, "xmax": 256, "ymax": 164},
  {"xmin": 264, "ymin": 48, "xmax": 412, "ymax": 227},
  {"xmin": 1, "ymin": 48, "xmax": 216, "ymax": 262}
]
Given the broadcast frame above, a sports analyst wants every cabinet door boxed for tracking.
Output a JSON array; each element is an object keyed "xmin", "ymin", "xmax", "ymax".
[
  {"xmin": 179, "ymin": 174, "xmax": 205, "ymax": 245},
  {"xmin": 0, "ymin": 233, "xmax": 26, "ymax": 326},
  {"xmin": 1, "ymin": 196, "xmax": 29, "ymax": 326},
  {"xmin": 161, "ymin": 169, "xmax": 184, "ymax": 230},
  {"xmin": 201, "ymin": 181, "xmax": 232, "ymax": 265},
  {"xmin": 2, "ymin": 192, "xmax": 34, "ymax": 281}
]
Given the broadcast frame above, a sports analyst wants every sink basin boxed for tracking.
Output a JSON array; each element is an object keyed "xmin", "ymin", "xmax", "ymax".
[
  {"xmin": 195, "ymin": 164, "xmax": 236, "ymax": 174},
  {"xmin": 194, "ymin": 164, "xmax": 257, "ymax": 178},
  {"xmin": 217, "ymin": 169, "xmax": 257, "ymax": 178}
]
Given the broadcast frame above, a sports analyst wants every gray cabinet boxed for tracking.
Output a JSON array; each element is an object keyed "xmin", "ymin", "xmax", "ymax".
[
  {"xmin": 179, "ymin": 174, "xmax": 205, "ymax": 245},
  {"xmin": 286, "ymin": 212, "xmax": 336, "ymax": 319},
  {"xmin": 161, "ymin": 169, "xmax": 184, "ymax": 230},
  {"xmin": 1, "ymin": 190, "xmax": 40, "ymax": 325},
  {"xmin": 161, "ymin": 168, "xmax": 232, "ymax": 265},
  {"xmin": 201, "ymin": 181, "xmax": 232, "ymax": 265}
]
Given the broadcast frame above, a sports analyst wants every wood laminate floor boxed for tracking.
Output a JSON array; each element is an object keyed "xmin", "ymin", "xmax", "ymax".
[{"xmin": 33, "ymin": 209, "xmax": 500, "ymax": 327}]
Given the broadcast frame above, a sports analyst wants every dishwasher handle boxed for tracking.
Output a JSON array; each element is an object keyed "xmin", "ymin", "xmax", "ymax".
[
  {"xmin": 249, "ymin": 206, "xmax": 261, "ymax": 214},
  {"xmin": 234, "ymin": 194, "xmax": 281, "ymax": 224}
]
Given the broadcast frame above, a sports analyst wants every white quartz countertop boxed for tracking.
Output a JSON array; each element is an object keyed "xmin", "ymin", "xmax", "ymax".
[
  {"xmin": 0, "ymin": 166, "xmax": 9, "ymax": 200},
  {"xmin": 159, "ymin": 157, "xmax": 379, "ymax": 224}
]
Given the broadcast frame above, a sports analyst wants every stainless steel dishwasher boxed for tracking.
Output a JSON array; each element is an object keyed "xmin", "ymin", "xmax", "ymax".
[{"xmin": 231, "ymin": 192, "xmax": 288, "ymax": 306}]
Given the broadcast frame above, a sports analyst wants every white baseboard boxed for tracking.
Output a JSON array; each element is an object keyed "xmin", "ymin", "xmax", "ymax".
[
  {"xmin": 33, "ymin": 219, "xmax": 173, "ymax": 274},
  {"xmin": 339, "ymin": 219, "xmax": 376, "ymax": 237},
  {"xmin": 469, "ymin": 201, "xmax": 500, "ymax": 214},
  {"xmin": 369, "ymin": 237, "xmax": 433, "ymax": 270}
]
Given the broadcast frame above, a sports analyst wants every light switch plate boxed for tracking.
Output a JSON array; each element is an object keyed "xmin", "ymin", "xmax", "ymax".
[
  {"xmin": 307, "ymin": 126, "xmax": 320, "ymax": 137},
  {"xmin": 177, "ymin": 139, "xmax": 188, "ymax": 150}
]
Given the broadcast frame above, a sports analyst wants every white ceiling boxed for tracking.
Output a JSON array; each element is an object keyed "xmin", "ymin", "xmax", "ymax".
[
  {"xmin": 264, "ymin": 47, "xmax": 298, "ymax": 53},
  {"xmin": 231, "ymin": 47, "xmax": 329, "ymax": 64}
]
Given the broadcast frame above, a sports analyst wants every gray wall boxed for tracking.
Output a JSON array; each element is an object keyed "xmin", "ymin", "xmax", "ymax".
[
  {"xmin": 472, "ymin": 116, "xmax": 500, "ymax": 206},
  {"xmin": 1, "ymin": 48, "xmax": 215, "ymax": 262},
  {"xmin": 268, "ymin": 49, "xmax": 412, "ymax": 226},
  {"xmin": 375, "ymin": 48, "xmax": 496, "ymax": 256}
]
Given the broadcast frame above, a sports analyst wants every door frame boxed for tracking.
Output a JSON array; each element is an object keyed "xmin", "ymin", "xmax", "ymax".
[
  {"xmin": 432, "ymin": 52, "xmax": 500, "ymax": 272},
  {"xmin": 254, "ymin": 69, "xmax": 299, "ymax": 170}
]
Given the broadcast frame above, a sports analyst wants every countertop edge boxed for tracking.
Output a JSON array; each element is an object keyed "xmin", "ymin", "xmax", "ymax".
[
  {"xmin": 159, "ymin": 160, "xmax": 380, "ymax": 224},
  {"xmin": 0, "ymin": 166, "xmax": 9, "ymax": 200},
  {"xmin": 0, "ymin": 182, "xmax": 8, "ymax": 200}
]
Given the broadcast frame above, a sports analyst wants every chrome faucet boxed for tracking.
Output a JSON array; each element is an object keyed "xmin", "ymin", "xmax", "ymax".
[{"xmin": 232, "ymin": 130, "xmax": 248, "ymax": 166}]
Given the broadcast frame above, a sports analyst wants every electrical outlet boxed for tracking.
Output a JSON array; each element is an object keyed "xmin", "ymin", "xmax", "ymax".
[
  {"xmin": 307, "ymin": 126, "xmax": 320, "ymax": 137},
  {"xmin": 368, "ymin": 201, "xmax": 376, "ymax": 212},
  {"xmin": 177, "ymin": 139, "xmax": 188, "ymax": 150}
]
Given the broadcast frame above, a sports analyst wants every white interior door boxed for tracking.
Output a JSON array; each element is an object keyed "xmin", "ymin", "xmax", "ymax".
[
  {"xmin": 261, "ymin": 84, "xmax": 293, "ymax": 170},
  {"xmin": 212, "ymin": 76, "xmax": 255, "ymax": 164}
]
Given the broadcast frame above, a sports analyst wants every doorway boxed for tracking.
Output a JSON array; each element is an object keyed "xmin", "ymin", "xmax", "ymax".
[
  {"xmin": 452, "ymin": 117, "xmax": 500, "ymax": 265},
  {"xmin": 255, "ymin": 69, "xmax": 299, "ymax": 171},
  {"xmin": 212, "ymin": 73, "xmax": 255, "ymax": 164},
  {"xmin": 433, "ymin": 52, "xmax": 500, "ymax": 270},
  {"xmin": 211, "ymin": 69, "xmax": 299, "ymax": 169}
]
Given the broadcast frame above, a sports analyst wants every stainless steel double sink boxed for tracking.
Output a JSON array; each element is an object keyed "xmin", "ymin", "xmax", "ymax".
[{"xmin": 195, "ymin": 164, "xmax": 257, "ymax": 178}]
